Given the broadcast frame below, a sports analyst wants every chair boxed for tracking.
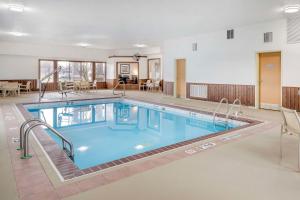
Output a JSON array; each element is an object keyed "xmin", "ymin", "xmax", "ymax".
[
  {"xmin": 91, "ymin": 80, "xmax": 97, "ymax": 90},
  {"xmin": 20, "ymin": 81, "xmax": 31, "ymax": 93},
  {"xmin": 139, "ymin": 80, "xmax": 148, "ymax": 91},
  {"xmin": 0, "ymin": 81, "xmax": 8, "ymax": 96},
  {"xmin": 3, "ymin": 82, "xmax": 20, "ymax": 96},
  {"xmin": 153, "ymin": 80, "xmax": 161, "ymax": 91},
  {"xmin": 58, "ymin": 82, "xmax": 73, "ymax": 98},
  {"xmin": 280, "ymin": 107, "xmax": 300, "ymax": 170},
  {"xmin": 145, "ymin": 80, "xmax": 153, "ymax": 91},
  {"xmin": 80, "ymin": 81, "xmax": 90, "ymax": 90}
]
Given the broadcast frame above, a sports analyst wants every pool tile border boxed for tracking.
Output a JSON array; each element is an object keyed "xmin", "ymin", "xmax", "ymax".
[{"xmin": 16, "ymin": 97, "xmax": 261, "ymax": 180}]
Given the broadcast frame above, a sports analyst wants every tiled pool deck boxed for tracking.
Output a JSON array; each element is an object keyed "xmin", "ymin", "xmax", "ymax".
[
  {"xmin": 16, "ymin": 97, "xmax": 261, "ymax": 181},
  {"xmin": 0, "ymin": 90, "xmax": 298, "ymax": 200}
]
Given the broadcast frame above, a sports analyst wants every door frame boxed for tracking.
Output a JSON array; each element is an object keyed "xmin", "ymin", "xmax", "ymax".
[
  {"xmin": 175, "ymin": 58, "xmax": 186, "ymax": 98},
  {"xmin": 255, "ymin": 51, "xmax": 282, "ymax": 109}
]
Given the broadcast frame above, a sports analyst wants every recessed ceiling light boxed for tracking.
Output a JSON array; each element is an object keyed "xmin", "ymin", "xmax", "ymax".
[
  {"xmin": 134, "ymin": 44, "xmax": 147, "ymax": 48},
  {"xmin": 284, "ymin": 5, "xmax": 300, "ymax": 13},
  {"xmin": 8, "ymin": 3, "xmax": 24, "ymax": 12},
  {"xmin": 8, "ymin": 31, "xmax": 28, "ymax": 37},
  {"xmin": 76, "ymin": 43, "xmax": 91, "ymax": 47}
]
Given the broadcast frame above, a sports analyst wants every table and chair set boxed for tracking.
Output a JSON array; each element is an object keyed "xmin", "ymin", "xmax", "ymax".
[
  {"xmin": 58, "ymin": 80, "xmax": 97, "ymax": 92},
  {"xmin": 0, "ymin": 81, "xmax": 31, "ymax": 97},
  {"xmin": 139, "ymin": 80, "xmax": 162, "ymax": 92}
]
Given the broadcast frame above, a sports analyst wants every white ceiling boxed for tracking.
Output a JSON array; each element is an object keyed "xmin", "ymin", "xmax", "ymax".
[{"xmin": 0, "ymin": 0, "xmax": 289, "ymax": 50}]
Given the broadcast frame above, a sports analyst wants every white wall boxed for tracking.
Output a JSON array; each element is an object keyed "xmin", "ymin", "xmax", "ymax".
[
  {"xmin": 0, "ymin": 42, "xmax": 112, "ymax": 80},
  {"xmin": 0, "ymin": 55, "xmax": 38, "ymax": 80},
  {"xmin": 0, "ymin": 41, "xmax": 162, "ymax": 81},
  {"xmin": 107, "ymin": 47, "xmax": 162, "ymax": 80},
  {"xmin": 106, "ymin": 57, "xmax": 148, "ymax": 80},
  {"xmin": 163, "ymin": 19, "xmax": 300, "ymax": 87}
]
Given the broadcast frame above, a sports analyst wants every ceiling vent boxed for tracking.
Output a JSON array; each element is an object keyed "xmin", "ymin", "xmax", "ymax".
[
  {"xmin": 192, "ymin": 42, "xmax": 198, "ymax": 51},
  {"xmin": 227, "ymin": 29, "xmax": 234, "ymax": 39},
  {"xmin": 287, "ymin": 14, "xmax": 300, "ymax": 44},
  {"xmin": 264, "ymin": 32, "xmax": 273, "ymax": 43}
]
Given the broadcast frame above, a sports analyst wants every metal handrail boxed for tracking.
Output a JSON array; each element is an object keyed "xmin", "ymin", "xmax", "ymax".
[
  {"xmin": 226, "ymin": 98, "xmax": 242, "ymax": 119},
  {"xmin": 20, "ymin": 119, "xmax": 74, "ymax": 160},
  {"xmin": 113, "ymin": 80, "xmax": 126, "ymax": 96},
  {"xmin": 213, "ymin": 98, "xmax": 229, "ymax": 123},
  {"xmin": 18, "ymin": 119, "xmax": 43, "ymax": 150},
  {"xmin": 39, "ymin": 66, "xmax": 62, "ymax": 102}
]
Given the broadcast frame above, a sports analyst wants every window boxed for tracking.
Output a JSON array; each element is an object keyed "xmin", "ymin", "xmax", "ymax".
[
  {"xmin": 148, "ymin": 59, "xmax": 161, "ymax": 81},
  {"xmin": 81, "ymin": 62, "xmax": 93, "ymax": 82},
  {"xmin": 71, "ymin": 62, "xmax": 81, "ymax": 81},
  {"xmin": 95, "ymin": 63, "xmax": 106, "ymax": 82},
  {"xmin": 58, "ymin": 61, "xmax": 71, "ymax": 82},
  {"xmin": 58, "ymin": 61, "xmax": 93, "ymax": 82},
  {"xmin": 39, "ymin": 60, "xmax": 54, "ymax": 83},
  {"xmin": 94, "ymin": 104, "xmax": 106, "ymax": 122}
]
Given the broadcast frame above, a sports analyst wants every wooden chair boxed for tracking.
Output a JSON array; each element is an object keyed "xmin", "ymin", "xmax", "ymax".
[
  {"xmin": 20, "ymin": 81, "xmax": 31, "ymax": 93},
  {"xmin": 280, "ymin": 107, "xmax": 300, "ymax": 170}
]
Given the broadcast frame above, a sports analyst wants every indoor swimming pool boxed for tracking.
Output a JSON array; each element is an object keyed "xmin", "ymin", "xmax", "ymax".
[{"xmin": 24, "ymin": 98, "xmax": 248, "ymax": 170}]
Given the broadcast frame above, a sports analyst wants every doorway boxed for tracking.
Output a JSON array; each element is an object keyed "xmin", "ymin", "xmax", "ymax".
[
  {"xmin": 259, "ymin": 52, "xmax": 281, "ymax": 110},
  {"xmin": 176, "ymin": 59, "xmax": 186, "ymax": 98}
]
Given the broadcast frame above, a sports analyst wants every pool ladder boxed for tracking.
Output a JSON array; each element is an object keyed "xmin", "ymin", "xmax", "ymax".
[
  {"xmin": 18, "ymin": 119, "xmax": 74, "ymax": 160},
  {"xmin": 213, "ymin": 98, "xmax": 242, "ymax": 125},
  {"xmin": 113, "ymin": 80, "xmax": 126, "ymax": 97}
]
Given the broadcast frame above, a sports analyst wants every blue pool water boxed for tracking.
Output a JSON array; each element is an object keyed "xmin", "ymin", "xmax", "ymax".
[{"xmin": 26, "ymin": 99, "xmax": 243, "ymax": 169}]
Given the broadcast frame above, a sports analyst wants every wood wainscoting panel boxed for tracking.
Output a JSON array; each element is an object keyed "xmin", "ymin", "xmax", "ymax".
[
  {"xmin": 96, "ymin": 82, "xmax": 107, "ymax": 89},
  {"xmin": 41, "ymin": 82, "xmax": 57, "ymax": 91},
  {"xmin": 163, "ymin": 81, "xmax": 174, "ymax": 96},
  {"xmin": 106, "ymin": 79, "xmax": 117, "ymax": 89},
  {"xmin": 282, "ymin": 87, "xmax": 300, "ymax": 111},
  {"xmin": 0, "ymin": 79, "xmax": 38, "ymax": 91},
  {"xmin": 187, "ymin": 83, "xmax": 255, "ymax": 106}
]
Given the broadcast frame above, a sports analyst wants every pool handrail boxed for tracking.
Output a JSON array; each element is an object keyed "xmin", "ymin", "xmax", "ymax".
[
  {"xmin": 18, "ymin": 118, "xmax": 43, "ymax": 150},
  {"xmin": 213, "ymin": 98, "xmax": 229, "ymax": 123},
  {"xmin": 113, "ymin": 80, "xmax": 126, "ymax": 96},
  {"xmin": 226, "ymin": 98, "xmax": 242, "ymax": 119},
  {"xmin": 20, "ymin": 119, "xmax": 74, "ymax": 160},
  {"xmin": 39, "ymin": 66, "xmax": 62, "ymax": 102}
]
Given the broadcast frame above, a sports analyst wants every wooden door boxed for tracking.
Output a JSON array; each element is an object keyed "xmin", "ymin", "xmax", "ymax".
[
  {"xmin": 176, "ymin": 59, "xmax": 186, "ymax": 98},
  {"xmin": 259, "ymin": 52, "xmax": 281, "ymax": 110}
]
